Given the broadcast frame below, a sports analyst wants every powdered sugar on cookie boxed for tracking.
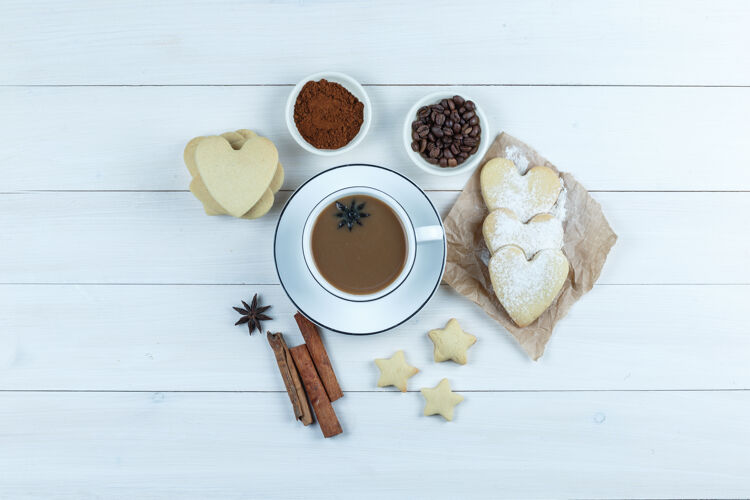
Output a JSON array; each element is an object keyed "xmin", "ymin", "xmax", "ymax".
[
  {"xmin": 504, "ymin": 145, "xmax": 531, "ymax": 174},
  {"xmin": 489, "ymin": 246, "xmax": 569, "ymax": 327},
  {"xmin": 480, "ymin": 158, "xmax": 563, "ymax": 222},
  {"xmin": 483, "ymin": 209, "xmax": 563, "ymax": 258},
  {"xmin": 551, "ymin": 184, "xmax": 567, "ymax": 221}
]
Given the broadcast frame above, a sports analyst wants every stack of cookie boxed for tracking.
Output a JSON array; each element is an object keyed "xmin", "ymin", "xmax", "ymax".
[
  {"xmin": 184, "ymin": 130, "xmax": 284, "ymax": 219},
  {"xmin": 480, "ymin": 158, "xmax": 569, "ymax": 327}
]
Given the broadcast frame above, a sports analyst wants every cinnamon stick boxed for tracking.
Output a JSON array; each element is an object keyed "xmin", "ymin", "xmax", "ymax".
[
  {"xmin": 267, "ymin": 332, "xmax": 313, "ymax": 426},
  {"xmin": 294, "ymin": 312, "xmax": 344, "ymax": 401},
  {"xmin": 290, "ymin": 344, "xmax": 342, "ymax": 438}
]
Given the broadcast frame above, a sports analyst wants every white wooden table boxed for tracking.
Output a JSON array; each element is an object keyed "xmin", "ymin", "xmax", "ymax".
[{"xmin": 2, "ymin": 1, "xmax": 749, "ymax": 498}]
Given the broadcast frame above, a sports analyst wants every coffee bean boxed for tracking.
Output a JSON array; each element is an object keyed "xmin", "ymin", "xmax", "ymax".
[{"xmin": 413, "ymin": 94, "xmax": 481, "ymax": 167}]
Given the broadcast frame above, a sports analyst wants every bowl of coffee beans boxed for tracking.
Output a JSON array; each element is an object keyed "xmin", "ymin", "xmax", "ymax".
[{"xmin": 404, "ymin": 92, "xmax": 489, "ymax": 176}]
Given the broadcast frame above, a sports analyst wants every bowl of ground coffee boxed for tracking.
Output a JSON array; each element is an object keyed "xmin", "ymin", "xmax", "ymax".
[{"xmin": 286, "ymin": 72, "xmax": 372, "ymax": 155}]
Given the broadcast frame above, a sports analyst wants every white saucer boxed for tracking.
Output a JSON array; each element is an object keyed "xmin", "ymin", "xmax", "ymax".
[{"xmin": 274, "ymin": 164, "xmax": 446, "ymax": 334}]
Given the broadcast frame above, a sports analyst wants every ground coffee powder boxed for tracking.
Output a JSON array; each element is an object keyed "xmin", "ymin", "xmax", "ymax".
[{"xmin": 293, "ymin": 79, "xmax": 364, "ymax": 150}]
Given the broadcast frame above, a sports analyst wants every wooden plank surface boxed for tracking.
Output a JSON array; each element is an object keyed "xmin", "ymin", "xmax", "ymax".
[
  {"xmin": 0, "ymin": 391, "xmax": 747, "ymax": 499},
  {"xmin": 1, "ymin": 191, "xmax": 748, "ymax": 284},
  {"xmin": 2, "ymin": 1, "xmax": 749, "ymax": 498},
  {"xmin": 2, "ymin": 85, "xmax": 750, "ymax": 191},
  {"xmin": 0, "ymin": 284, "xmax": 747, "ymax": 391},
  {"xmin": 1, "ymin": 0, "xmax": 749, "ymax": 86}
]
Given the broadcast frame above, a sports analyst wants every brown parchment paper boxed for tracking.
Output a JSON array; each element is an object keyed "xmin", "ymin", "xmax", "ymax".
[{"xmin": 442, "ymin": 132, "xmax": 617, "ymax": 360}]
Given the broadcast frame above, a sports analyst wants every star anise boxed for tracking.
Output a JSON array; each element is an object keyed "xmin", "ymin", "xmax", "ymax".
[
  {"xmin": 233, "ymin": 293, "xmax": 272, "ymax": 335},
  {"xmin": 335, "ymin": 198, "xmax": 369, "ymax": 231}
]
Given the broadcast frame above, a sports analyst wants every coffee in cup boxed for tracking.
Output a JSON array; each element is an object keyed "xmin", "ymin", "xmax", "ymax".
[{"xmin": 302, "ymin": 187, "xmax": 442, "ymax": 301}]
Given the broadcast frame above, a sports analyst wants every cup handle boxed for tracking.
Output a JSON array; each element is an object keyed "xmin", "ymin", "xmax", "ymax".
[{"xmin": 415, "ymin": 225, "xmax": 444, "ymax": 243}]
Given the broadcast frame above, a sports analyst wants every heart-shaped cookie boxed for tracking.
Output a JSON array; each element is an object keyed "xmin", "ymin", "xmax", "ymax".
[
  {"xmin": 235, "ymin": 129, "xmax": 257, "ymax": 140},
  {"xmin": 195, "ymin": 135, "xmax": 278, "ymax": 217},
  {"xmin": 183, "ymin": 136, "xmax": 205, "ymax": 178},
  {"xmin": 242, "ymin": 188, "xmax": 274, "ymax": 219},
  {"xmin": 483, "ymin": 208, "xmax": 563, "ymax": 258},
  {"xmin": 185, "ymin": 133, "xmax": 283, "ymax": 193},
  {"xmin": 184, "ymin": 132, "xmax": 282, "ymax": 218},
  {"xmin": 189, "ymin": 177, "xmax": 225, "ymax": 215},
  {"xmin": 220, "ymin": 131, "xmax": 245, "ymax": 150},
  {"xmin": 480, "ymin": 158, "xmax": 562, "ymax": 222},
  {"xmin": 489, "ymin": 246, "xmax": 569, "ymax": 327},
  {"xmin": 230, "ymin": 131, "xmax": 283, "ymax": 192},
  {"xmin": 269, "ymin": 162, "xmax": 284, "ymax": 193},
  {"xmin": 189, "ymin": 178, "xmax": 274, "ymax": 219}
]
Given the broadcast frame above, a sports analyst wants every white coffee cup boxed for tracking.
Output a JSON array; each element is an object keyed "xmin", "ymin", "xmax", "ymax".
[{"xmin": 302, "ymin": 186, "xmax": 444, "ymax": 301}]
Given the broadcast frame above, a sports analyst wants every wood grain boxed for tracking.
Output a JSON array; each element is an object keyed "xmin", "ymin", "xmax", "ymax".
[
  {"xmin": 2, "ymin": 85, "xmax": 750, "ymax": 191},
  {"xmin": 1, "ymin": 191, "xmax": 748, "ymax": 284},
  {"xmin": 2, "ymin": 0, "xmax": 748, "ymax": 86},
  {"xmin": 2, "ymin": 0, "xmax": 749, "ymax": 497},
  {"xmin": 0, "ymin": 284, "xmax": 748, "ymax": 392},
  {"xmin": 0, "ymin": 391, "xmax": 747, "ymax": 499}
]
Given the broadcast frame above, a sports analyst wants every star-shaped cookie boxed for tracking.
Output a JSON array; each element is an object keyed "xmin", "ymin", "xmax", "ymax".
[
  {"xmin": 421, "ymin": 378, "xmax": 464, "ymax": 421},
  {"xmin": 428, "ymin": 318, "xmax": 477, "ymax": 365},
  {"xmin": 375, "ymin": 350, "xmax": 419, "ymax": 392}
]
